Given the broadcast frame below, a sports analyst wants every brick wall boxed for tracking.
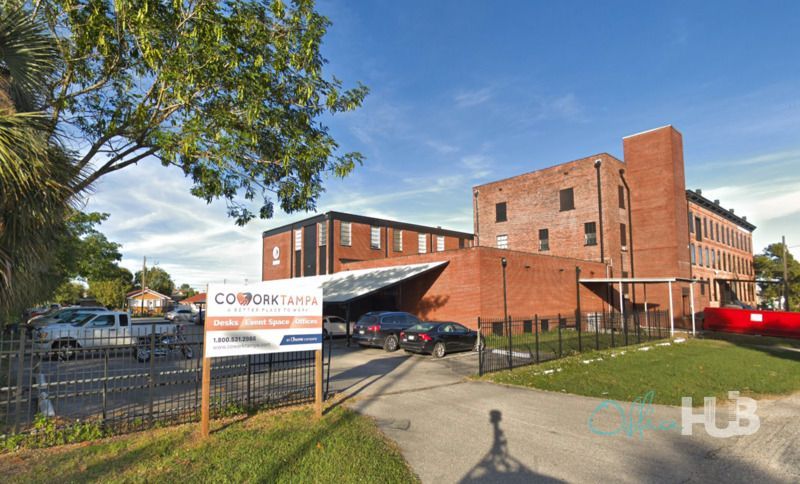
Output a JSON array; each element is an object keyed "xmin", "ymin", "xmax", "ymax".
[{"xmin": 473, "ymin": 153, "xmax": 631, "ymax": 272}]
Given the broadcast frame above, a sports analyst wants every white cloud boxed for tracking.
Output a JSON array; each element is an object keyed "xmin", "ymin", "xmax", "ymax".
[{"xmin": 454, "ymin": 86, "xmax": 494, "ymax": 108}]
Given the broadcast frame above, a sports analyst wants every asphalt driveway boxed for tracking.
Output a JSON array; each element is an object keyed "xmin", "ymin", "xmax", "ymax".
[{"xmin": 328, "ymin": 342, "xmax": 799, "ymax": 483}]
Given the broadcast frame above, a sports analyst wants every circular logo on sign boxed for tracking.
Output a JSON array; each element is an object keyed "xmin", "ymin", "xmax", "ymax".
[{"xmin": 272, "ymin": 246, "xmax": 280, "ymax": 260}]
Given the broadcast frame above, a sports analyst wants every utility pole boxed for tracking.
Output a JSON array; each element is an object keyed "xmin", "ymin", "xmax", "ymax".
[
  {"xmin": 141, "ymin": 256, "xmax": 147, "ymax": 317},
  {"xmin": 782, "ymin": 236, "xmax": 789, "ymax": 311}
]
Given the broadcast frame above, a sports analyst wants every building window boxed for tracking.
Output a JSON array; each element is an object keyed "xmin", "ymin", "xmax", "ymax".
[
  {"xmin": 393, "ymin": 230, "xmax": 403, "ymax": 252},
  {"xmin": 705, "ymin": 248, "xmax": 710, "ymax": 267},
  {"xmin": 703, "ymin": 218, "xmax": 708, "ymax": 239},
  {"xmin": 584, "ymin": 222, "xmax": 597, "ymax": 246},
  {"xmin": 698, "ymin": 245, "xmax": 703, "ymax": 266},
  {"xmin": 559, "ymin": 188, "xmax": 575, "ymax": 211},
  {"xmin": 318, "ymin": 223, "xmax": 327, "ymax": 246},
  {"xmin": 690, "ymin": 244, "xmax": 696, "ymax": 265},
  {"xmin": 688, "ymin": 211, "xmax": 694, "ymax": 233},
  {"xmin": 618, "ymin": 186, "xmax": 625, "ymax": 209},
  {"xmin": 711, "ymin": 249, "xmax": 716, "ymax": 269},
  {"xmin": 539, "ymin": 229, "xmax": 549, "ymax": 251},
  {"xmin": 370, "ymin": 226, "xmax": 381, "ymax": 249},
  {"xmin": 716, "ymin": 223, "xmax": 720, "ymax": 242},
  {"xmin": 620, "ymin": 223, "xmax": 627, "ymax": 248},
  {"xmin": 437, "ymin": 235, "xmax": 445, "ymax": 252},
  {"xmin": 340, "ymin": 222, "xmax": 352, "ymax": 246},
  {"xmin": 294, "ymin": 229, "xmax": 302, "ymax": 251},
  {"xmin": 695, "ymin": 217, "xmax": 702, "ymax": 241},
  {"xmin": 496, "ymin": 234, "xmax": 508, "ymax": 249},
  {"xmin": 418, "ymin": 233, "xmax": 427, "ymax": 253},
  {"xmin": 701, "ymin": 279, "xmax": 706, "ymax": 296},
  {"xmin": 495, "ymin": 202, "xmax": 507, "ymax": 222}
]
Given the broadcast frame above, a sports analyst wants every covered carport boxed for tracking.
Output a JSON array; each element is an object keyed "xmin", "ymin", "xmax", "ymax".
[
  {"xmin": 306, "ymin": 261, "xmax": 448, "ymax": 345},
  {"xmin": 579, "ymin": 277, "xmax": 705, "ymax": 336}
]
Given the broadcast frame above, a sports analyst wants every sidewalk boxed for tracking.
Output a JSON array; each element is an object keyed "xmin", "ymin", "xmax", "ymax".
[{"xmin": 331, "ymin": 347, "xmax": 799, "ymax": 483}]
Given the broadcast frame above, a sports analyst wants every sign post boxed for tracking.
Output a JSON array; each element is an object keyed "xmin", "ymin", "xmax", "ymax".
[{"xmin": 200, "ymin": 279, "xmax": 323, "ymax": 438}]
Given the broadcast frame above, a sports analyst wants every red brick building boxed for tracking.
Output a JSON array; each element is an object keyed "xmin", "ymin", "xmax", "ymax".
[
  {"xmin": 262, "ymin": 211, "xmax": 473, "ymax": 281},
  {"xmin": 262, "ymin": 125, "xmax": 756, "ymax": 329}
]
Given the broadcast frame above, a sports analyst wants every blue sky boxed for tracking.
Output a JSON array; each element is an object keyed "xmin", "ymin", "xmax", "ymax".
[{"xmin": 86, "ymin": 1, "xmax": 800, "ymax": 288}]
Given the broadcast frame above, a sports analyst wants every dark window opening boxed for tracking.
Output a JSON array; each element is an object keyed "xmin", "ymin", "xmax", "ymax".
[
  {"xmin": 620, "ymin": 223, "xmax": 627, "ymax": 247},
  {"xmin": 584, "ymin": 222, "xmax": 597, "ymax": 246},
  {"xmin": 538, "ymin": 228, "xmax": 549, "ymax": 251},
  {"xmin": 495, "ymin": 202, "xmax": 507, "ymax": 222},
  {"xmin": 618, "ymin": 186, "xmax": 625, "ymax": 209},
  {"xmin": 695, "ymin": 217, "xmax": 702, "ymax": 241},
  {"xmin": 559, "ymin": 188, "xmax": 575, "ymax": 211}
]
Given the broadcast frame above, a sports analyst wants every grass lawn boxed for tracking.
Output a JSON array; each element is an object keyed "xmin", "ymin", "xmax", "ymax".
[
  {"xmin": 483, "ymin": 332, "xmax": 800, "ymax": 406},
  {"xmin": 0, "ymin": 406, "xmax": 418, "ymax": 484}
]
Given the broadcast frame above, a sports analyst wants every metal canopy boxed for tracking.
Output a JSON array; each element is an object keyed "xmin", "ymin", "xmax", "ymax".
[
  {"xmin": 302, "ymin": 261, "xmax": 448, "ymax": 304},
  {"xmin": 579, "ymin": 276, "xmax": 702, "ymax": 336},
  {"xmin": 579, "ymin": 277, "xmax": 702, "ymax": 284}
]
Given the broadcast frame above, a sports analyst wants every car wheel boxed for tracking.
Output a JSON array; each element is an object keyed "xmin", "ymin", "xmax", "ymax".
[
  {"xmin": 383, "ymin": 335, "xmax": 399, "ymax": 352},
  {"xmin": 433, "ymin": 342, "xmax": 446, "ymax": 359}
]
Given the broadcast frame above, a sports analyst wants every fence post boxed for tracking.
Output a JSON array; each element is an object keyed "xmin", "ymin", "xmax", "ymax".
[
  {"xmin": 266, "ymin": 353, "xmax": 274, "ymax": 406},
  {"xmin": 557, "ymin": 313, "xmax": 562, "ymax": 358},
  {"xmin": 610, "ymin": 311, "xmax": 615, "ymax": 348},
  {"xmin": 635, "ymin": 310, "xmax": 641, "ymax": 344},
  {"xmin": 102, "ymin": 349, "xmax": 109, "ymax": 425},
  {"xmin": 575, "ymin": 266, "xmax": 582, "ymax": 353},
  {"xmin": 507, "ymin": 315, "xmax": 513, "ymax": 370},
  {"xmin": 595, "ymin": 312, "xmax": 600, "ymax": 350},
  {"xmin": 148, "ymin": 322, "xmax": 156, "ymax": 426},
  {"xmin": 534, "ymin": 315, "xmax": 540, "ymax": 364},
  {"xmin": 13, "ymin": 329, "xmax": 26, "ymax": 434},
  {"xmin": 478, "ymin": 318, "xmax": 483, "ymax": 376},
  {"xmin": 246, "ymin": 354, "xmax": 252, "ymax": 409}
]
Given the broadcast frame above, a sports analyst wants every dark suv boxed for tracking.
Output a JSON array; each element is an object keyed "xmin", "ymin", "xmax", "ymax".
[{"xmin": 352, "ymin": 311, "xmax": 421, "ymax": 352}]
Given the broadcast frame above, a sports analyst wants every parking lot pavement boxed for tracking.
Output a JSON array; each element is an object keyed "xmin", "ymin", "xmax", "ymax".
[{"xmin": 326, "ymin": 343, "xmax": 799, "ymax": 483}]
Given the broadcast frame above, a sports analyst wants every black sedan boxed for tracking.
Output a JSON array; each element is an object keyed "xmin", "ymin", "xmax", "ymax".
[{"xmin": 400, "ymin": 322, "xmax": 478, "ymax": 358}]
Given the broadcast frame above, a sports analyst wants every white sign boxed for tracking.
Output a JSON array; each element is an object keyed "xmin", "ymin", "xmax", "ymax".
[
  {"xmin": 750, "ymin": 313, "xmax": 763, "ymax": 322},
  {"xmin": 204, "ymin": 279, "xmax": 322, "ymax": 357},
  {"xmin": 272, "ymin": 246, "xmax": 280, "ymax": 266}
]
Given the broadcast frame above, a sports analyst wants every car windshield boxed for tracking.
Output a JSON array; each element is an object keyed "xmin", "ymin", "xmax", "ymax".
[
  {"xmin": 70, "ymin": 314, "xmax": 99, "ymax": 326},
  {"xmin": 407, "ymin": 323, "xmax": 438, "ymax": 332}
]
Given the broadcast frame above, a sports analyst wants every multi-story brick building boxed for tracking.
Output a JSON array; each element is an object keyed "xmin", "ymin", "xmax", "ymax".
[
  {"xmin": 261, "ymin": 125, "xmax": 756, "ymax": 329},
  {"xmin": 262, "ymin": 211, "xmax": 473, "ymax": 281}
]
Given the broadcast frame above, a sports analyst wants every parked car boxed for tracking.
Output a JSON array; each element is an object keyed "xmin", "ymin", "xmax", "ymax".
[
  {"xmin": 34, "ymin": 311, "xmax": 177, "ymax": 360},
  {"xmin": 323, "ymin": 316, "xmax": 348, "ymax": 337},
  {"xmin": 352, "ymin": 311, "xmax": 422, "ymax": 352},
  {"xmin": 27, "ymin": 306, "xmax": 107, "ymax": 329},
  {"xmin": 166, "ymin": 308, "xmax": 195, "ymax": 323},
  {"xmin": 400, "ymin": 322, "xmax": 479, "ymax": 358}
]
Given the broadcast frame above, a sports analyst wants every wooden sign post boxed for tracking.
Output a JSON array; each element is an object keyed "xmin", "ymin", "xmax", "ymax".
[{"xmin": 199, "ymin": 280, "xmax": 323, "ymax": 438}]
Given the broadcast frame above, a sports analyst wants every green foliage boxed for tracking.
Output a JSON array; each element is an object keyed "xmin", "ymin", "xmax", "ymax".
[
  {"xmin": 177, "ymin": 283, "xmax": 197, "ymax": 300},
  {"xmin": 89, "ymin": 278, "xmax": 128, "ymax": 309},
  {"xmin": 1, "ymin": 414, "xmax": 105, "ymax": 452},
  {"xmin": 52, "ymin": 281, "xmax": 84, "ymax": 305},
  {"xmin": 754, "ymin": 242, "xmax": 800, "ymax": 309},
  {"xmin": 134, "ymin": 266, "xmax": 174, "ymax": 296},
  {"xmin": 38, "ymin": 0, "xmax": 368, "ymax": 225},
  {"xmin": 1, "ymin": 408, "xmax": 418, "ymax": 483},
  {"xmin": 0, "ymin": 5, "xmax": 78, "ymax": 320}
]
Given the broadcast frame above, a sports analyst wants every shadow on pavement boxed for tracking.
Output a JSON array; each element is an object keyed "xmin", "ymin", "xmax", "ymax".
[{"xmin": 459, "ymin": 410, "xmax": 565, "ymax": 483}]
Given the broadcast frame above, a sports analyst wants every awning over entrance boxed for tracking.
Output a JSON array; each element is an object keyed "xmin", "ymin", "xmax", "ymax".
[
  {"xmin": 579, "ymin": 277, "xmax": 702, "ymax": 336},
  {"xmin": 306, "ymin": 261, "xmax": 448, "ymax": 304}
]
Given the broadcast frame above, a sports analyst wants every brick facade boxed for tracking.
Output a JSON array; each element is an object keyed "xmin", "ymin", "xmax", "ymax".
[{"xmin": 262, "ymin": 211, "xmax": 473, "ymax": 281}]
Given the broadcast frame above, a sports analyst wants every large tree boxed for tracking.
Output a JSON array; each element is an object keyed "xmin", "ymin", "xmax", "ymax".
[
  {"xmin": 754, "ymin": 242, "xmax": 799, "ymax": 310},
  {"xmin": 134, "ymin": 266, "xmax": 174, "ymax": 297},
  {"xmin": 0, "ymin": 5, "xmax": 80, "ymax": 318},
  {"xmin": 37, "ymin": 0, "xmax": 368, "ymax": 225}
]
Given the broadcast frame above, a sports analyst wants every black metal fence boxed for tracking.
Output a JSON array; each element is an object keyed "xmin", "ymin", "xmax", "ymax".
[
  {"xmin": 478, "ymin": 309, "xmax": 672, "ymax": 375},
  {"xmin": 0, "ymin": 323, "xmax": 331, "ymax": 443}
]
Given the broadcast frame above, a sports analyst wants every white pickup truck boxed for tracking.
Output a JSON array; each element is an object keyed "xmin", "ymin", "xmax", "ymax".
[{"xmin": 34, "ymin": 311, "xmax": 177, "ymax": 359}]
